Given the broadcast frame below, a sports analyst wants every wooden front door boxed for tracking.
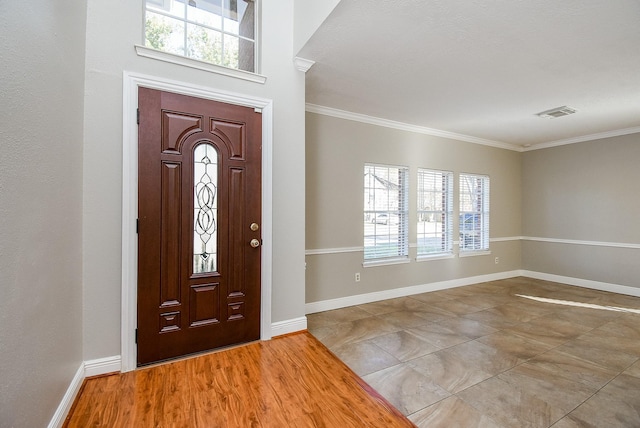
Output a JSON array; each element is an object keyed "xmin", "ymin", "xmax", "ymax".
[{"xmin": 137, "ymin": 88, "xmax": 262, "ymax": 366}]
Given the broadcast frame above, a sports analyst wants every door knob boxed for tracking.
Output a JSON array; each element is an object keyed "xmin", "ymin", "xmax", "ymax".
[{"xmin": 250, "ymin": 239, "xmax": 261, "ymax": 248}]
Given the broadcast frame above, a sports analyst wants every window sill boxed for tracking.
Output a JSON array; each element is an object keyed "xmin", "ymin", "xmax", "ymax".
[
  {"xmin": 416, "ymin": 253, "xmax": 455, "ymax": 262},
  {"xmin": 458, "ymin": 250, "xmax": 491, "ymax": 258},
  {"xmin": 363, "ymin": 257, "xmax": 410, "ymax": 268},
  {"xmin": 135, "ymin": 45, "xmax": 267, "ymax": 84}
]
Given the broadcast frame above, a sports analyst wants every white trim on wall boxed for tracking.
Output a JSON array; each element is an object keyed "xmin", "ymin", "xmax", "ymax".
[
  {"xmin": 305, "ymin": 270, "xmax": 522, "ymax": 314},
  {"xmin": 305, "ymin": 236, "xmax": 640, "ymax": 256},
  {"xmin": 47, "ymin": 364, "xmax": 85, "ymax": 428},
  {"xmin": 271, "ymin": 317, "xmax": 308, "ymax": 337},
  {"xmin": 305, "ymin": 269, "xmax": 640, "ymax": 315},
  {"xmin": 521, "ymin": 270, "xmax": 640, "ymax": 298},
  {"xmin": 306, "ymin": 103, "xmax": 640, "ymax": 152},
  {"xmin": 523, "ymin": 126, "xmax": 640, "ymax": 152},
  {"xmin": 306, "ymin": 104, "xmax": 518, "ymax": 151},
  {"xmin": 121, "ymin": 71, "xmax": 274, "ymax": 372},
  {"xmin": 84, "ymin": 355, "xmax": 122, "ymax": 378},
  {"xmin": 305, "ymin": 236, "xmax": 522, "ymax": 256},
  {"xmin": 522, "ymin": 236, "xmax": 640, "ymax": 250},
  {"xmin": 135, "ymin": 46, "xmax": 268, "ymax": 84}
]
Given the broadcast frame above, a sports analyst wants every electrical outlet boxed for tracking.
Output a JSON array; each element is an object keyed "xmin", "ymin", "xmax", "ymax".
[
  {"xmin": 495, "ymin": 257, "xmax": 499, "ymax": 264},
  {"xmin": 355, "ymin": 272, "xmax": 361, "ymax": 282}
]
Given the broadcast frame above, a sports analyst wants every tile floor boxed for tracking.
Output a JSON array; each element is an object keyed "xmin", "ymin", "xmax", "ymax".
[{"xmin": 307, "ymin": 277, "xmax": 640, "ymax": 427}]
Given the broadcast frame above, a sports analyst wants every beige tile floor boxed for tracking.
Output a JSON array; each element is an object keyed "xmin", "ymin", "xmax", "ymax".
[{"xmin": 307, "ymin": 277, "xmax": 640, "ymax": 428}]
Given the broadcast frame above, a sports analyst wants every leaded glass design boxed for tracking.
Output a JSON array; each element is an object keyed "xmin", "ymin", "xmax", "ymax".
[{"xmin": 193, "ymin": 143, "xmax": 218, "ymax": 273}]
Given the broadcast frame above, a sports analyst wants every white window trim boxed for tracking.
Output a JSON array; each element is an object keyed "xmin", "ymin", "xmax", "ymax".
[
  {"xmin": 416, "ymin": 253, "xmax": 456, "ymax": 262},
  {"xmin": 363, "ymin": 257, "xmax": 410, "ymax": 268},
  {"xmin": 135, "ymin": 45, "xmax": 267, "ymax": 84},
  {"xmin": 458, "ymin": 249, "xmax": 492, "ymax": 258}
]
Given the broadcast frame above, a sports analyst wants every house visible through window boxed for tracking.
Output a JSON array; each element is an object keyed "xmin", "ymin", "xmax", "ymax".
[
  {"xmin": 459, "ymin": 173, "xmax": 490, "ymax": 252},
  {"xmin": 144, "ymin": 0, "xmax": 256, "ymax": 72},
  {"xmin": 364, "ymin": 164, "xmax": 409, "ymax": 262},
  {"xmin": 417, "ymin": 168, "xmax": 453, "ymax": 257}
]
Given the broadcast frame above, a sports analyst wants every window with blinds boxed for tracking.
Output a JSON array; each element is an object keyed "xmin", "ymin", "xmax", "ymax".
[
  {"xmin": 459, "ymin": 173, "xmax": 490, "ymax": 252},
  {"xmin": 417, "ymin": 169, "xmax": 453, "ymax": 257},
  {"xmin": 364, "ymin": 164, "xmax": 409, "ymax": 262}
]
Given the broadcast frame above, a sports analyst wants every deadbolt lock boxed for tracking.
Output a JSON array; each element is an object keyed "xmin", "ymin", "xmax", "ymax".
[{"xmin": 250, "ymin": 223, "xmax": 260, "ymax": 232}]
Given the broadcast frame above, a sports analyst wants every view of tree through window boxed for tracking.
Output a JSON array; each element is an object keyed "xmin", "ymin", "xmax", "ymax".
[
  {"xmin": 145, "ymin": 0, "xmax": 256, "ymax": 72},
  {"xmin": 364, "ymin": 164, "xmax": 409, "ymax": 261}
]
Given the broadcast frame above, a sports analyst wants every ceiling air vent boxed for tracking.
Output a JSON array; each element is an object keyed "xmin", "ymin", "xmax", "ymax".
[{"xmin": 536, "ymin": 106, "xmax": 577, "ymax": 119}]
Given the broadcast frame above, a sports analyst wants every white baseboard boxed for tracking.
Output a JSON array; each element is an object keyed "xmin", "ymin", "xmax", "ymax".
[
  {"xmin": 84, "ymin": 355, "xmax": 122, "ymax": 378},
  {"xmin": 271, "ymin": 316, "xmax": 308, "ymax": 337},
  {"xmin": 521, "ymin": 270, "xmax": 640, "ymax": 298},
  {"xmin": 305, "ymin": 270, "xmax": 522, "ymax": 314},
  {"xmin": 304, "ymin": 269, "xmax": 640, "ymax": 315},
  {"xmin": 47, "ymin": 363, "xmax": 85, "ymax": 428}
]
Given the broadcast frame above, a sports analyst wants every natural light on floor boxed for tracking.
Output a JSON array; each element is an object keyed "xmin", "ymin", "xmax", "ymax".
[{"xmin": 516, "ymin": 294, "xmax": 640, "ymax": 314}]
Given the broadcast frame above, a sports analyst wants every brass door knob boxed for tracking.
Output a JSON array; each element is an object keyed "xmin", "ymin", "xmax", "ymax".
[{"xmin": 250, "ymin": 239, "xmax": 261, "ymax": 248}]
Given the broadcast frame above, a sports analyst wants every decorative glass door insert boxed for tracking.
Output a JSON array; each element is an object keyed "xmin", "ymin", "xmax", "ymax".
[{"xmin": 193, "ymin": 143, "xmax": 218, "ymax": 273}]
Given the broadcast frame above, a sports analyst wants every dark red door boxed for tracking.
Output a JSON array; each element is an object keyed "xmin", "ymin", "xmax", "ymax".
[{"xmin": 137, "ymin": 88, "xmax": 262, "ymax": 365}]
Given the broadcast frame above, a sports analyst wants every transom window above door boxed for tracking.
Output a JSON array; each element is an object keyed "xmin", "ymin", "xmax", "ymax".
[{"xmin": 144, "ymin": 0, "xmax": 257, "ymax": 72}]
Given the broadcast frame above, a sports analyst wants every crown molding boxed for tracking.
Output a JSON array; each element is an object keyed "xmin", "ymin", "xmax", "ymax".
[
  {"xmin": 524, "ymin": 126, "xmax": 640, "ymax": 151},
  {"xmin": 305, "ymin": 104, "xmax": 522, "ymax": 151},
  {"xmin": 294, "ymin": 57, "xmax": 316, "ymax": 73}
]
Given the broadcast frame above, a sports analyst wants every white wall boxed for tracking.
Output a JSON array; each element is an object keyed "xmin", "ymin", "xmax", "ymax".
[
  {"xmin": 0, "ymin": 1, "xmax": 86, "ymax": 426},
  {"xmin": 82, "ymin": 1, "xmax": 306, "ymax": 360},
  {"xmin": 293, "ymin": 0, "xmax": 341, "ymax": 54}
]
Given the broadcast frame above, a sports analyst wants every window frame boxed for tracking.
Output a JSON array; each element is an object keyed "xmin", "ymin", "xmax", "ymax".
[
  {"xmin": 458, "ymin": 173, "xmax": 490, "ymax": 253},
  {"xmin": 416, "ymin": 168, "xmax": 454, "ymax": 259},
  {"xmin": 142, "ymin": 0, "xmax": 260, "ymax": 75},
  {"xmin": 363, "ymin": 163, "xmax": 409, "ymax": 266}
]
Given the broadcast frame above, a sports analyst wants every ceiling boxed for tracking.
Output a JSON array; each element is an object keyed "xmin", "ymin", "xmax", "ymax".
[{"xmin": 298, "ymin": 0, "xmax": 640, "ymax": 150}]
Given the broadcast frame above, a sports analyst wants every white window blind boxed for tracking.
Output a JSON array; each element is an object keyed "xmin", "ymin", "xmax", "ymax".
[
  {"xmin": 417, "ymin": 169, "xmax": 453, "ymax": 256},
  {"xmin": 364, "ymin": 164, "xmax": 409, "ymax": 261},
  {"xmin": 459, "ymin": 173, "xmax": 490, "ymax": 252}
]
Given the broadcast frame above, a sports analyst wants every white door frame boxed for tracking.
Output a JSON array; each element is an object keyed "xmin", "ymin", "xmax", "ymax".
[{"xmin": 121, "ymin": 71, "xmax": 273, "ymax": 372}]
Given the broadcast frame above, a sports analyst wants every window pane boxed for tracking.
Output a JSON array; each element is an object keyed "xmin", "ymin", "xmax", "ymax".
[
  {"xmin": 145, "ymin": 11, "xmax": 186, "ymax": 55},
  {"xmin": 459, "ymin": 173, "xmax": 490, "ymax": 252},
  {"xmin": 146, "ymin": 0, "xmax": 186, "ymax": 19},
  {"xmin": 187, "ymin": 24, "xmax": 222, "ymax": 63},
  {"xmin": 364, "ymin": 164, "xmax": 409, "ymax": 260},
  {"xmin": 193, "ymin": 144, "xmax": 218, "ymax": 274},
  {"xmin": 187, "ymin": 0, "xmax": 223, "ymax": 29},
  {"xmin": 238, "ymin": 39, "xmax": 255, "ymax": 72},
  {"xmin": 417, "ymin": 169, "xmax": 452, "ymax": 256},
  {"xmin": 145, "ymin": 0, "xmax": 256, "ymax": 71},
  {"xmin": 223, "ymin": 34, "xmax": 239, "ymax": 69}
]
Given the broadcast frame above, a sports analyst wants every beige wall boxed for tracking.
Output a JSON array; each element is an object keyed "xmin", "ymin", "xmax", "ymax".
[
  {"xmin": 0, "ymin": 1, "xmax": 86, "ymax": 426},
  {"xmin": 305, "ymin": 112, "xmax": 522, "ymax": 303},
  {"xmin": 82, "ymin": 1, "xmax": 307, "ymax": 360},
  {"xmin": 522, "ymin": 133, "xmax": 640, "ymax": 288}
]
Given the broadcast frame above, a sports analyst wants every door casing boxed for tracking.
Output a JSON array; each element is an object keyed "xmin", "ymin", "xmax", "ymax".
[{"xmin": 121, "ymin": 71, "xmax": 273, "ymax": 372}]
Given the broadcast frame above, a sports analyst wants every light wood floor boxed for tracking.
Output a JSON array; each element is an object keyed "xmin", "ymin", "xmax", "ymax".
[
  {"xmin": 309, "ymin": 277, "xmax": 640, "ymax": 427},
  {"xmin": 64, "ymin": 332, "xmax": 414, "ymax": 427}
]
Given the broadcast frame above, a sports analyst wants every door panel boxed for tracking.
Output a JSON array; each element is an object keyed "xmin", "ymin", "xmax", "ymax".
[{"xmin": 137, "ymin": 88, "xmax": 262, "ymax": 366}]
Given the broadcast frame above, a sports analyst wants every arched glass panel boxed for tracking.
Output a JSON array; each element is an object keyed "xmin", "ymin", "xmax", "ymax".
[{"xmin": 193, "ymin": 143, "xmax": 218, "ymax": 273}]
